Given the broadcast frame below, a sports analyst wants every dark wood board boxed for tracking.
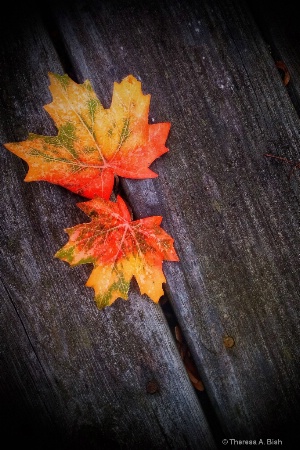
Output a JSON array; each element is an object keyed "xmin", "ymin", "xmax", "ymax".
[
  {"xmin": 0, "ymin": 5, "xmax": 217, "ymax": 449},
  {"xmin": 50, "ymin": 0, "xmax": 300, "ymax": 444},
  {"xmin": 247, "ymin": 0, "xmax": 300, "ymax": 118}
]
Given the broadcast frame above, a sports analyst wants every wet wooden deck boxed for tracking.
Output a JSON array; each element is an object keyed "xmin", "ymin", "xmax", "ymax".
[{"xmin": 1, "ymin": 0, "xmax": 300, "ymax": 448}]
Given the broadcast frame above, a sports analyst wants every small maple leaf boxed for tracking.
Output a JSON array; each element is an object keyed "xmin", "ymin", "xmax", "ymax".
[
  {"xmin": 55, "ymin": 195, "xmax": 179, "ymax": 308},
  {"xmin": 4, "ymin": 73, "xmax": 170, "ymax": 199}
]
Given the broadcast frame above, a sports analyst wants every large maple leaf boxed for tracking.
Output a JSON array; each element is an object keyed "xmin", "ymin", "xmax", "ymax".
[
  {"xmin": 55, "ymin": 195, "xmax": 179, "ymax": 308},
  {"xmin": 4, "ymin": 73, "xmax": 170, "ymax": 199}
]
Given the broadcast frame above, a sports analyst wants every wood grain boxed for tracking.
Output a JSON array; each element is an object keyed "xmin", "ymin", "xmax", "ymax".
[
  {"xmin": 0, "ymin": 4, "xmax": 216, "ymax": 449},
  {"xmin": 51, "ymin": 0, "xmax": 300, "ymax": 443}
]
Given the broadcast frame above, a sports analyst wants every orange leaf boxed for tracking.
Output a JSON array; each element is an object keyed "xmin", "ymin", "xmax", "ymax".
[
  {"xmin": 4, "ymin": 74, "xmax": 170, "ymax": 199},
  {"xmin": 175, "ymin": 325, "xmax": 205, "ymax": 391},
  {"xmin": 55, "ymin": 195, "xmax": 179, "ymax": 308},
  {"xmin": 275, "ymin": 60, "xmax": 290, "ymax": 86}
]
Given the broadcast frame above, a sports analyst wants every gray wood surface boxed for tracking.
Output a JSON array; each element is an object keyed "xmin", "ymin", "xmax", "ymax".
[
  {"xmin": 248, "ymin": 0, "xmax": 300, "ymax": 118},
  {"xmin": 50, "ymin": 0, "xmax": 300, "ymax": 444},
  {"xmin": 0, "ymin": 5, "xmax": 217, "ymax": 450}
]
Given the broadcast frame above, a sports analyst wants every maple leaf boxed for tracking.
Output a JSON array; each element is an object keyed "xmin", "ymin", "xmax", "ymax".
[
  {"xmin": 55, "ymin": 195, "xmax": 179, "ymax": 309},
  {"xmin": 4, "ymin": 73, "xmax": 170, "ymax": 199}
]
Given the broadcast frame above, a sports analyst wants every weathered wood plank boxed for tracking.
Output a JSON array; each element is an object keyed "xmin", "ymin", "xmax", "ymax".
[
  {"xmin": 247, "ymin": 0, "xmax": 300, "ymax": 117},
  {"xmin": 51, "ymin": 0, "xmax": 300, "ymax": 444},
  {"xmin": 0, "ymin": 5, "xmax": 217, "ymax": 449}
]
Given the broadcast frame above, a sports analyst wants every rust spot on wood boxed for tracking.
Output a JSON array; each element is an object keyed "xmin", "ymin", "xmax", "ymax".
[
  {"xmin": 146, "ymin": 379, "xmax": 159, "ymax": 394},
  {"xmin": 223, "ymin": 336, "xmax": 235, "ymax": 348}
]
